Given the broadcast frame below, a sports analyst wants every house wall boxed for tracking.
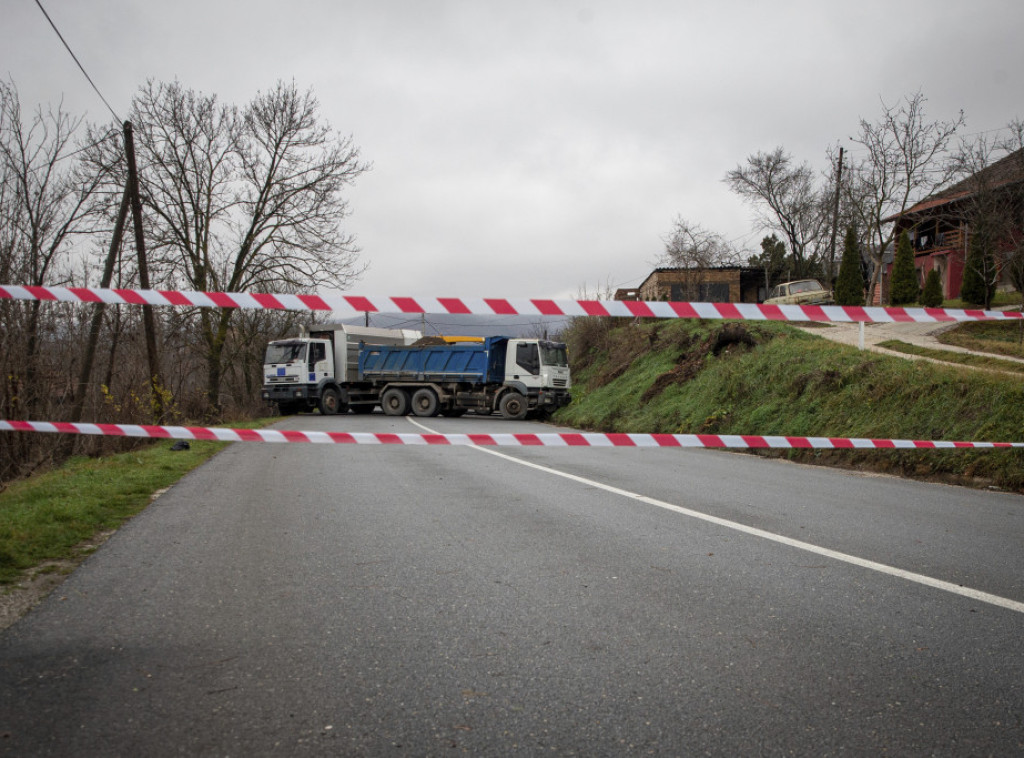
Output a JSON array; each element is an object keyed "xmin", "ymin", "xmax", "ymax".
[
  {"xmin": 885, "ymin": 249, "xmax": 968, "ymax": 300},
  {"xmin": 909, "ymin": 249, "xmax": 965, "ymax": 299},
  {"xmin": 890, "ymin": 214, "xmax": 967, "ymax": 300},
  {"xmin": 639, "ymin": 269, "xmax": 756, "ymax": 303}
]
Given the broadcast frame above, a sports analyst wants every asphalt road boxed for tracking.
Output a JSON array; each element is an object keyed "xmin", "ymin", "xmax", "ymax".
[{"xmin": 2, "ymin": 413, "xmax": 1023, "ymax": 756}]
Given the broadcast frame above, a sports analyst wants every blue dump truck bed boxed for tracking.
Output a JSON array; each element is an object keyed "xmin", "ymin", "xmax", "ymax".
[{"xmin": 358, "ymin": 337, "xmax": 509, "ymax": 385}]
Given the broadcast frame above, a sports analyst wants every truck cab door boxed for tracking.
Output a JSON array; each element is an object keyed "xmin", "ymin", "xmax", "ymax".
[
  {"xmin": 510, "ymin": 341, "xmax": 543, "ymax": 388},
  {"xmin": 308, "ymin": 341, "xmax": 331, "ymax": 383}
]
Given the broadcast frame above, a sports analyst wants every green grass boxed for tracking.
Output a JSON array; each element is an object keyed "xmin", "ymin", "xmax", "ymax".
[
  {"xmin": 876, "ymin": 339, "xmax": 1024, "ymax": 374},
  {"xmin": 0, "ymin": 418, "xmax": 276, "ymax": 585},
  {"xmin": 938, "ymin": 320, "xmax": 1024, "ymax": 360},
  {"xmin": 938, "ymin": 291, "xmax": 1023, "ymax": 309},
  {"xmin": 557, "ymin": 319, "xmax": 1024, "ymax": 491}
]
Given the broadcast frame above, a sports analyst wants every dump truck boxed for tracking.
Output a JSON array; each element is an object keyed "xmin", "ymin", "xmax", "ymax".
[
  {"xmin": 261, "ymin": 325, "xmax": 571, "ymax": 419},
  {"xmin": 358, "ymin": 335, "xmax": 571, "ymax": 419}
]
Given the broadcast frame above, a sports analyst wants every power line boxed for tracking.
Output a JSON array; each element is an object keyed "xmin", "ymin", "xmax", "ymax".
[{"xmin": 34, "ymin": 0, "xmax": 121, "ymax": 123}]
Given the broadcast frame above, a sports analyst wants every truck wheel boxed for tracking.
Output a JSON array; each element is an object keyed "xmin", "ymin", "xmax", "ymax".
[
  {"xmin": 319, "ymin": 387, "xmax": 343, "ymax": 415},
  {"xmin": 381, "ymin": 388, "xmax": 409, "ymax": 416},
  {"xmin": 411, "ymin": 388, "xmax": 440, "ymax": 417},
  {"xmin": 499, "ymin": 392, "xmax": 529, "ymax": 420}
]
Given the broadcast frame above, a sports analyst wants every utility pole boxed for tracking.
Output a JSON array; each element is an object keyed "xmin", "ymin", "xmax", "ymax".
[
  {"xmin": 828, "ymin": 146, "xmax": 845, "ymax": 281},
  {"xmin": 123, "ymin": 120, "xmax": 166, "ymax": 423}
]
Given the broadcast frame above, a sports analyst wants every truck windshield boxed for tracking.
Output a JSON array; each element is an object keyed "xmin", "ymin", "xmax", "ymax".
[
  {"xmin": 265, "ymin": 341, "xmax": 306, "ymax": 364},
  {"xmin": 539, "ymin": 343, "xmax": 569, "ymax": 367}
]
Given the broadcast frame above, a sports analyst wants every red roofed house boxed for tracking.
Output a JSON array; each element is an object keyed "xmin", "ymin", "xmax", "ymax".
[{"xmin": 885, "ymin": 148, "xmax": 1024, "ymax": 300}]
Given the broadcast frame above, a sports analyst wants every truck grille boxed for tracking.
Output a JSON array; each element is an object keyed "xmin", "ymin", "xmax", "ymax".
[
  {"xmin": 266, "ymin": 375, "xmax": 299, "ymax": 383},
  {"xmin": 552, "ymin": 378, "xmax": 568, "ymax": 387}
]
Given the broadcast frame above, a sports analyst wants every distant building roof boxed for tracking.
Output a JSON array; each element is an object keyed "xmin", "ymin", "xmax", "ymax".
[{"xmin": 886, "ymin": 147, "xmax": 1024, "ymax": 222}]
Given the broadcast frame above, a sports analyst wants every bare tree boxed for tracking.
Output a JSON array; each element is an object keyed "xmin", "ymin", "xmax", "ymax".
[
  {"xmin": 662, "ymin": 216, "xmax": 737, "ymax": 269},
  {"xmin": 0, "ymin": 81, "xmax": 110, "ymax": 416},
  {"xmin": 0, "ymin": 82, "xmax": 116, "ymax": 481},
  {"xmin": 84, "ymin": 80, "xmax": 371, "ymax": 414},
  {"xmin": 659, "ymin": 217, "xmax": 740, "ymax": 300},
  {"xmin": 846, "ymin": 91, "xmax": 963, "ymax": 303},
  {"xmin": 724, "ymin": 147, "xmax": 827, "ymax": 279}
]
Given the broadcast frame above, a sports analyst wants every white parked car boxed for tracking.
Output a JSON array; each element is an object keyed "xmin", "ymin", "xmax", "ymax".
[{"xmin": 764, "ymin": 279, "xmax": 834, "ymax": 306}]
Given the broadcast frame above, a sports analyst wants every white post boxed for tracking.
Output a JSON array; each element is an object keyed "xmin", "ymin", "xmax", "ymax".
[{"xmin": 859, "ymin": 321, "xmax": 865, "ymax": 350}]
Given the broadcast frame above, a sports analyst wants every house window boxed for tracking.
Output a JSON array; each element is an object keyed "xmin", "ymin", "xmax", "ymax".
[
  {"xmin": 699, "ymin": 283, "xmax": 730, "ymax": 302},
  {"xmin": 670, "ymin": 283, "xmax": 694, "ymax": 300},
  {"xmin": 670, "ymin": 282, "xmax": 731, "ymax": 302}
]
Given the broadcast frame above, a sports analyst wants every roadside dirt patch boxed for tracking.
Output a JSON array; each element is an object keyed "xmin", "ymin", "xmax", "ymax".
[{"xmin": 641, "ymin": 353, "xmax": 705, "ymax": 403}]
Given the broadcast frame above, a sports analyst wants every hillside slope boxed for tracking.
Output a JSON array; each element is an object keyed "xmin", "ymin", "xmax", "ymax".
[{"xmin": 554, "ymin": 318, "xmax": 1024, "ymax": 492}]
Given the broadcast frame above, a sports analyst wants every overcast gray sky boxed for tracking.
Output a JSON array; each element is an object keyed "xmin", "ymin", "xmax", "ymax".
[{"xmin": 4, "ymin": 0, "xmax": 1022, "ymax": 301}]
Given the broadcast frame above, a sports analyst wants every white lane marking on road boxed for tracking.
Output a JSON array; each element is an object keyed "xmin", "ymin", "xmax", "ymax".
[{"xmin": 407, "ymin": 417, "xmax": 1024, "ymax": 615}]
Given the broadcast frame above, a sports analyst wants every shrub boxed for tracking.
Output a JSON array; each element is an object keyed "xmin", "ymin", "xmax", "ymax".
[
  {"xmin": 890, "ymin": 231, "xmax": 920, "ymax": 305},
  {"xmin": 960, "ymin": 222, "xmax": 997, "ymax": 308},
  {"xmin": 835, "ymin": 226, "xmax": 865, "ymax": 306},
  {"xmin": 921, "ymin": 268, "xmax": 943, "ymax": 307}
]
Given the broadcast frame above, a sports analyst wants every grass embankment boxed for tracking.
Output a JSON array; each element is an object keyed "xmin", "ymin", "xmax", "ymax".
[
  {"xmin": 555, "ymin": 318, "xmax": 1024, "ymax": 491},
  {"xmin": 0, "ymin": 420, "xmax": 274, "ymax": 585}
]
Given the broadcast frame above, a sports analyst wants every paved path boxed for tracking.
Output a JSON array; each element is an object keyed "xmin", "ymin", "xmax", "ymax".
[{"xmin": 799, "ymin": 319, "xmax": 1024, "ymax": 369}]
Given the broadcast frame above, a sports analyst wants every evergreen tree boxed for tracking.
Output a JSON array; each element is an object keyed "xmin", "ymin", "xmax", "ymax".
[
  {"xmin": 960, "ymin": 221, "xmax": 997, "ymax": 308},
  {"xmin": 834, "ymin": 226, "xmax": 865, "ymax": 306},
  {"xmin": 748, "ymin": 234, "xmax": 787, "ymax": 293},
  {"xmin": 890, "ymin": 230, "xmax": 920, "ymax": 305},
  {"xmin": 921, "ymin": 268, "xmax": 943, "ymax": 307}
]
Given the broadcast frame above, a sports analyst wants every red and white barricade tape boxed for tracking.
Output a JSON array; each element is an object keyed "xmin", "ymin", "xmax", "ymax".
[
  {"xmin": 2, "ymin": 284, "xmax": 1022, "ymax": 324},
  {"xmin": 2, "ymin": 420, "xmax": 1021, "ymax": 450}
]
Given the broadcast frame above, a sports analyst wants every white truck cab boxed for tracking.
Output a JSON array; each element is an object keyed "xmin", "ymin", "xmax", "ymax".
[{"xmin": 262, "ymin": 324, "xmax": 420, "ymax": 414}]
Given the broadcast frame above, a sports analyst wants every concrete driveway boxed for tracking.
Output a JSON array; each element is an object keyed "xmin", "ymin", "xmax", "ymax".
[{"xmin": 799, "ymin": 319, "xmax": 1024, "ymax": 369}]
